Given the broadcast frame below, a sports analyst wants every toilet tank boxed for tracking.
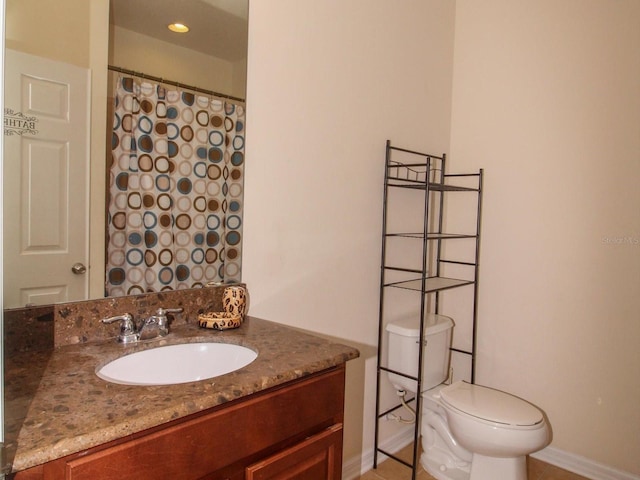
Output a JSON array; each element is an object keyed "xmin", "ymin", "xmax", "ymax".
[{"xmin": 385, "ymin": 313, "xmax": 454, "ymax": 393}]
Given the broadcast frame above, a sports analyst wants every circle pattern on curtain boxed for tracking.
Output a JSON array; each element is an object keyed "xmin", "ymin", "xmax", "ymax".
[{"xmin": 106, "ymin": 77, "xmax": 245, "ymax": 297}]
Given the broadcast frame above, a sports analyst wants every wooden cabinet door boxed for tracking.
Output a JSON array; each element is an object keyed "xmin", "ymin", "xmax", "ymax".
[{"xmin": 245, "ymin": 424, "xmax": 343, "ymax": 480}]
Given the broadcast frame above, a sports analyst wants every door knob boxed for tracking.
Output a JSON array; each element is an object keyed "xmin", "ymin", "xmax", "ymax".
[{"xmin": 71, "ymin": 263, "xmax": 87, "ymax": 275}]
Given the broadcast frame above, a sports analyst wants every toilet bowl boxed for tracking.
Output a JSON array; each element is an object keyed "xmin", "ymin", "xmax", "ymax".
[
  {"xmin": 440, "ymin": 381, "xmax": 550, "ymax": 457},
  {"xmin": 421, "ymin": 381, "xmax": 550, "ymax": 480},
  {"xmin": 385, "ymin": 317, "xmax": 551, "ymax": 480}
]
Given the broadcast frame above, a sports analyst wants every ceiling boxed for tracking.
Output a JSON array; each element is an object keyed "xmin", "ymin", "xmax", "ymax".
[{"xmin": 110, "ymin": 0, "xmax": 248, "ymax": 62}]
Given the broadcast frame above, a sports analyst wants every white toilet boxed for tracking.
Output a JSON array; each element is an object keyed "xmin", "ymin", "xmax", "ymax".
[{"xmin": 386, "ymin": 315, "xmax": 550, "ymax": 480}]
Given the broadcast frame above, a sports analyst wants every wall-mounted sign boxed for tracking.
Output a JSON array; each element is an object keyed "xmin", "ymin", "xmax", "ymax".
[{"xmin": 4, "ymin": 108, "xmax": 39, "ymax": 136}]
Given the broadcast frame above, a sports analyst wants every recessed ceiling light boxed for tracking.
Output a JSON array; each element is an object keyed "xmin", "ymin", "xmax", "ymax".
[{"xmin": 168, "ymin": 23, "xmax": 189, "ymax": 33}]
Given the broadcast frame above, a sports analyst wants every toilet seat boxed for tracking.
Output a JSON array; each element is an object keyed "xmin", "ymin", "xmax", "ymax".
[{"xmin": 440, "ymin": 381, "xmax": 544, "ymax": 428}]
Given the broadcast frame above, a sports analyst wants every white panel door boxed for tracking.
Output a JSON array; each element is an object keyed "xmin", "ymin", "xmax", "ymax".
[{"xmin": 3, "ymin": 49, "xmax": 90, "ymax": 308}]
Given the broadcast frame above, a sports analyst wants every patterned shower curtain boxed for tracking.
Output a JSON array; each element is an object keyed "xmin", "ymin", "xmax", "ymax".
[{"xmin": 106, "ymin": 76, "xmax": 245, "ymax": 297}]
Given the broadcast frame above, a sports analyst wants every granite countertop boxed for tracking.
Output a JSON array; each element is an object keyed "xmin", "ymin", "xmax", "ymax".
[{"xmin": 5, "ymin": 316, "xmax": 359, "ymax": 473}]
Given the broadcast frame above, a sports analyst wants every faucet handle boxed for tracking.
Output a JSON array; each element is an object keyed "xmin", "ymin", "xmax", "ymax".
[
  {"xmin": 153, "ymin": 307, "xmax": 183, "ymax": 336},
  {"xmin": 102, "ymin": 313, "xmax": 138, "ymax": 344}
]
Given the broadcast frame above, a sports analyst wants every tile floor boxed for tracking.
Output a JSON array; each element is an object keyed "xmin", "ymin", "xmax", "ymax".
[{"xmin": 357, "ymin": 444, "xmax": 590, "ymax": 480}]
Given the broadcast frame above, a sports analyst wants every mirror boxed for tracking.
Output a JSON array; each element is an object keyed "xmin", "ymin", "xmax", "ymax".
[{"xmin": 2, "ymin": 0, "xmax": 248, "ymax": 308}]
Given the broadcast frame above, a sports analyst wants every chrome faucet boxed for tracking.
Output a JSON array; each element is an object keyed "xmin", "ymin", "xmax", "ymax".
[
  {"xmin": 102, "ymin": 313, "xmax": 138, "ymax": 344},
  {"xmin": 138, "ymin": 307, "xmax": 183, "ymax": 340},
  {"xmin": 102, "ymin": 307, "xmax": 184, "ymax": 343}
]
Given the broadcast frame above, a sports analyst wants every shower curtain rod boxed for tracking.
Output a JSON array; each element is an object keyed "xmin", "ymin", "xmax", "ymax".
[{"xmin": 107, "ymin": 65, "xmax": 245, "ymax": 103}]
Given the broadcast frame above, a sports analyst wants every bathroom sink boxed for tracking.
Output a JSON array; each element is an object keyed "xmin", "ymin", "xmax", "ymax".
[{"xmin": 96, "ymin": 342, "xmax": 257, "ymax": 386}]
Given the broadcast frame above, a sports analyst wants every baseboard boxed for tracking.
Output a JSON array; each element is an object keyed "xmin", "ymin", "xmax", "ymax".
[
  {"xmin": 343, "ymin": 428, "xmax": 640, "ymax": 480},
  {"xmin": 342, "ymin": 426, "xmax": 414, "ymax": 480},
  {"xmin": 532, "ymin": 446, "xmax": 639, "ymax": 480}
]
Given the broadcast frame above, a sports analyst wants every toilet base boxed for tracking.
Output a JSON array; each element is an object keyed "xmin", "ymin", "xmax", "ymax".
[
  {"xmin": 420, "ymin": 404, "xmax": 471, "ymax": 480},
  {"xmin": 468, "ymin": 454, "xmax": 527, "ymax": 480},
  {"xmin": 421, "ymin": 452, "xmax": 528, "ymax": 480},
  {"xmin": 421, "ymin": 451, "xmax": 470, "ymax": 480}
]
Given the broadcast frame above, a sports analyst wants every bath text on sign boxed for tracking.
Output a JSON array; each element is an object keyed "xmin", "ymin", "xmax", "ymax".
[{"xmin": 4, "ymin": 108, "xmax": 39, "ymax": 136}]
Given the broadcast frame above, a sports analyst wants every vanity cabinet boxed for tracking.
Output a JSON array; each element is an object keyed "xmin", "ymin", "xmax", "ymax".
[{"xmin": 14, "ymin": 366, "xmax": 345, "ymax": 480}]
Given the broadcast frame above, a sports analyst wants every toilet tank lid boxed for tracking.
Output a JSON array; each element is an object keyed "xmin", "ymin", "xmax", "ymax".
[
  {"xmin": 440, "ymin": 381, "xmax": 544, "ymax": 426},
  {"xmin": 385, "ymin": 314, "xmax": 454, "ymax": 337}
]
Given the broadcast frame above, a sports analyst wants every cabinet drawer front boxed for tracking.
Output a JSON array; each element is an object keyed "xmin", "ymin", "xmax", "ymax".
[
  {"xmin": 64, "ymin": 367, "xmax": 345, "ymax": 480},
  {"xmin": 246, "ymin": 424, "xmax": 343, "ymax": 480}
]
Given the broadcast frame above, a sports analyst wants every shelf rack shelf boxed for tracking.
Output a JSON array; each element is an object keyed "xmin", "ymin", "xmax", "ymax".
[{"xmin": 373, "ymin": 140, "xmax": 483, "ymax": 480}]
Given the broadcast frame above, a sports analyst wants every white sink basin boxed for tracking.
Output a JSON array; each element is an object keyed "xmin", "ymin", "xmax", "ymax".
[{"xmin": 96, "ymin": 342, "xmax": 257, "ymax": 386}]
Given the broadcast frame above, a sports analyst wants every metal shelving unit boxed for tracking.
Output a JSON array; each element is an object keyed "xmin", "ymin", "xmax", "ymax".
[{"xmin": 373, "ymin": 140, "xmax": 483, "ymax": 479}]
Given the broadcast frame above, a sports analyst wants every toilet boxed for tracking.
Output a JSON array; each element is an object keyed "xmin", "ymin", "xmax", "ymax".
[{"xmin": 386, "ymin": 315, "xmax": 550, "ymax": 480}]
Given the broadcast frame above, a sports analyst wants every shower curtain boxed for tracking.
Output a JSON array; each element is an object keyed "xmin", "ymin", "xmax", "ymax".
[{"xmin": 106, "ymin": 76, "xmax": 245, "ymax": 297}]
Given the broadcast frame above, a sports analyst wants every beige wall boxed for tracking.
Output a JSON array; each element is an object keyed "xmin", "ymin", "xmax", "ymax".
[
  {"xmin": 243, "ymin": 0, "xmax": 456, "ymax": 471},
  {"xmin": 5, "ymin": 0, "xmax": 90, "ymax": 67},
  {"xmin": 110, "ymin": 25, "xmax": 245, "ymax": 99},
  {"xmin": 232, "ymin": 57, "xmax": 247, "ymax": 99},
  {"xmin": 244, "ymin": 0, "xmax": 640, "ymax": 476},
  {"xmin": 449, "ymin": 0, "xmax": 640, "ymax": 474}
]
